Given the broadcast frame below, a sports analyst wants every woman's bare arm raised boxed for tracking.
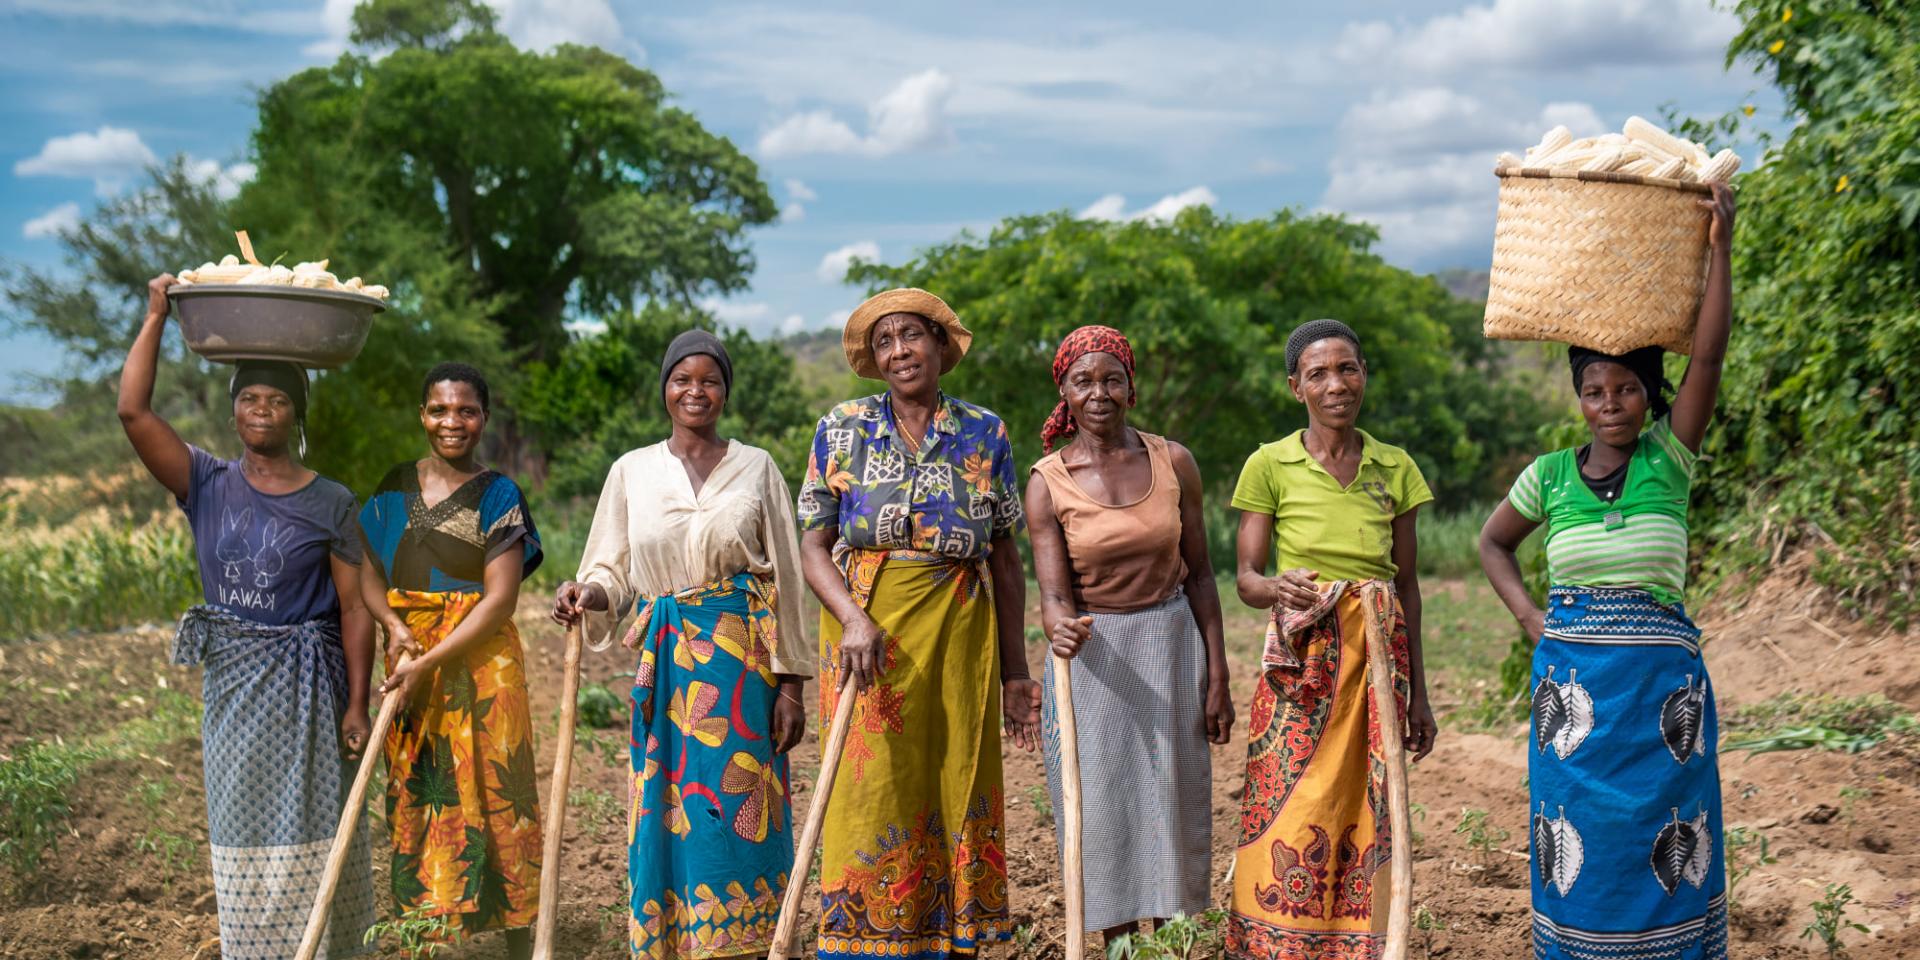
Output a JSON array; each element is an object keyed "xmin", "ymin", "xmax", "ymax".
[{"xmin": 118, "ymin": 275, "xmax": 192, "ymax": 500}]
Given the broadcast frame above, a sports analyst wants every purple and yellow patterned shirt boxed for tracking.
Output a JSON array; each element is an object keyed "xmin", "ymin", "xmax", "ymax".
[{"xmin": 797, "ymin": 391, "xmax": 1024, "ymax": 559}]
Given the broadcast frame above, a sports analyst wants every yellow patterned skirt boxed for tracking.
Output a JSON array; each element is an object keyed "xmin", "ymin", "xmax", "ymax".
[
  {"xmin": 1228, "ymin": 582, "xmax": 1409, "ymax": 959},
  {"xmin": 382, "ymin": 590, "xmax": 543, "ymax": 935},
  {"xmin": 816, "ymin": 550, "xmax": 1010, "ymax": 959}
]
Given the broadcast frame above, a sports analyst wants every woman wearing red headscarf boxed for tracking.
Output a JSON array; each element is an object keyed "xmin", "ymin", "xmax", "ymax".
[{"xmin": 1026, "ymin": 325, "xmax": 1233, "ymax": 944}]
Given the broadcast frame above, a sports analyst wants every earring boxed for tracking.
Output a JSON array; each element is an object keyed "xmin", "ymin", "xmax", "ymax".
[{"xmin": 297, "ymin": 424, "xmax": 308, "ymax": 460}]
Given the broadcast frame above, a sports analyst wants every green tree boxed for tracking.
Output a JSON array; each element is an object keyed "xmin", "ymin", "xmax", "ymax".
[
  {"xmin": 516, "ymin": 303, "xmax": 816, "ymax": 500},
  {"xmin": 844, "ymin": 208, "xmax": 1539, "ymax": 510},
  {"xmin": 241, "ymin": 0, "xmax": 777, "ymax": 367},
  {"xmin": 1688, "ymin": 1, "xmax": 1920, "ymax": 622}
]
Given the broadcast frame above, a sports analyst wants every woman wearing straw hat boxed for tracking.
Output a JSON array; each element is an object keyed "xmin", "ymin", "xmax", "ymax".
[
  {"xmin": 117, "ymin": 274, "xmax": 375, "ymax": 958},
  {"xmin": 1479, "ymin": 183, "xmax": 1736, "ymax": 960},
  {"xmin": 552, "ymin": 330, "xmax": 814, "ymax": 957},
  {"xmin": 796, "ymin": 288, "xmax": 1039, "ymax": 959},
  {"xmin": 356, "ymin": 362, "xmax": 544, "ymax": 959},
  {"xmin": 1226, "ymin": 318, "xmax": 1438, "ymax": 958},
  {"xmin": 1026, "ymin": 324, "xmax": 1233, "ymax": 945}
]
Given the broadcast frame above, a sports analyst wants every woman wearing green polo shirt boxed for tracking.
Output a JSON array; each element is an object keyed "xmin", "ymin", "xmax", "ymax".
[
  {"xmin": 1224, "ymin": 318, "xmax": 1437, "ymax": 957},
  {"xmin": 1479, "ymin": 183, "xmax": 1736, "ymax": 960}
]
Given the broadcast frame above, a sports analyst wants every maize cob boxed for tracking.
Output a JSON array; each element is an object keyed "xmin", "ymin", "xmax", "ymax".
[{"xmin": 1699, "ymin": 149, "xmax": 1742, "ymax": 182}]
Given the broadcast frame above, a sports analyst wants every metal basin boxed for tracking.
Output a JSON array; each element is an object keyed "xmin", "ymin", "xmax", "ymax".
[{"xmin": 168, "ymin": 284, "xmax": 384, "ymax": 368}]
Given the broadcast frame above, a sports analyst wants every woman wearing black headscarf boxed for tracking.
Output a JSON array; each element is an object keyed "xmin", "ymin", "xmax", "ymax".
[
  {"xmin": 551, "ymin": 329, "xmax": 813, "ymax": 955},
  {"xmin": 1479, "ymin": 183, "xmax": 1736, "ymax": 960},
  {"xmin": 118, "ymin": 274, "xmax": 374, "ymax": 958}
]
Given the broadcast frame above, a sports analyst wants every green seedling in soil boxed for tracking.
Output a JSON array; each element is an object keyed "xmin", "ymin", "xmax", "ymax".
[
  {"xmin": 569, "ymin": 787, "xmax": 621, "ymax": 841},
  {"xmin": 575, "ymin": 682, "xmax": 626, "ymax": 730},
  {"xmin": 136, "ymin": 828, "xmax": 199, "ymax": 887},
  {"xmin": 1026, "ymin": 785, "xmax": 1053, "ymax": 824},
  {"xmin": 0, "ymin": 740, "xmax": 96, "ymax": 885},
  {"xmin": 580, "ymin": 728, "xmax": 625, "ymax": 769},
  {"xmin": 596, "ymin": 902, "xmax": 629, "ymax": 949},
  {"xmin": 1106, "ymin": 910, "xmax": 1226, "ymax": 960},
  {"xmin": 1837, "ymin": 786, "xmax": 1871, "ymax": 839},
  {"xmin": 1724, "ymin": 826, "xmax": 1778, "ymax": 914},
  {"xmin": 1453, "ymin": 807, "xmax": 1510, "ymax": 868},
  {"xmin": 1011, "ymin": 923, "xmax": 1039, "ymax": 958},
  {"xmin": 364, "ymin": 899, "xmax": 460, "ymax": 959},
  {"xmin": 135, "ymin": 779, "xmax": 170, "ymax": 820},
  {"xmin": 1408, "ymin": 802, "xmax": 1427, "ymax": 852},
  {"xmin": 1414, "ymin": 902, "xmax": 1447, "ymax": 960},
  {"xmin": 1801, "ymin": 883, "xmax": 1869, "ymax": 958},
  {"xmin": 1725, "ymin": 693, "xmax": 1919, "ymax": 755}
]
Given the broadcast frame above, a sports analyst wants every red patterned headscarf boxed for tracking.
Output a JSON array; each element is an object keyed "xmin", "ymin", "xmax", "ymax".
[{"xmin": 1041, "ymin": 325, "xmax": 1136, "ymax": 453}]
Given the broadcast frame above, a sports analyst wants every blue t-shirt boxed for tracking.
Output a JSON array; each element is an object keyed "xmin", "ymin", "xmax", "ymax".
[{"xmin": 178, "ymin": 446, "xmax": 362, "ymax": 625}]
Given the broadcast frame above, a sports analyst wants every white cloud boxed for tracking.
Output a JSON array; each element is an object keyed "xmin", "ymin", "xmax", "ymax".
[
  {"xmin": 761, "ymin": 69, "xmax": 955, "ymax": 159},
  {"xmin": 779, "ymin": 313, "xmax": 807, "ymax": 336},
  {"xmin": 305, "ymin": 0, "xmax": 632, "ymax": 59},
  {"xmin": 1319, "ymin": 91, "xmax": 1607, "ymax": 264},
  {"xmin": 14, "ymin": 126, "xmax": 156, "ymax": 195},
  {"xmin": 817, "ymin": 241, "xmax": 880, "ymax": 283},
  {"xmin": 1335, "ymin": 0, "xmax": 1736, "ymax": 76},
  {"xmin": 185, "ymin": 158, "xmax": 258, "ymax": 201},
  {"xmin": 22, "ymin": 203, "xmax": 81, "ymax": 240},
  {"xmin": 824, "ymin": 309, "xmax": 853, "ymax": 332},
  {"xmin": 1078, "ymin": 186, "xmax": 1217, "ymax": 223},
  {"xmin": 780, "ymin": 203, "xmax": 806, "ymax": 224},
  {"xmin": 785, "ymin": 179, "xmax": 817, "ymax": 202},
  {"xmin": 698, "ymin": 297, "xmax": 772, "ymax": 327}
]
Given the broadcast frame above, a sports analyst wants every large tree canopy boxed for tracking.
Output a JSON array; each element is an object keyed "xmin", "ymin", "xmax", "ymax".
[
  {"xmin": 845, "ymin": 208, "xmax": 1538, "ymax": 509},
  {"xmin": 1689, "ymin": 0, "xmax": 1920, "ymax": 621},
  {"xmin": 240, "ymin": 0, "xmax": 777, "ymax": 365}
]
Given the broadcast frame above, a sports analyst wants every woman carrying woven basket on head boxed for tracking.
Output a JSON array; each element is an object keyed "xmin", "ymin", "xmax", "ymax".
[
  {"xmin": 1226, "ymin": 318, "xmax": 1439, "ymax": 959},
  {"xmin": 356, "ymin": 363, "xmax": 544, "ymax": 959},
  {"xmin": 1479, "ymin": 183, "xmax": 1736, "ymax": 960},
  {"xmin": 551, "ymin": 330, "xmax": 814, "ymax": 956},
  {"xmin": 796, "ymin": 288, "xmax": 1041, "ymax": 960},
  {"xmin": 1026, "ymin": 324, "xmax": 1233, "ymax": 946},
  {"xmin": 117, "ymin": 274, "xmax": 375, "ymax": 958}
]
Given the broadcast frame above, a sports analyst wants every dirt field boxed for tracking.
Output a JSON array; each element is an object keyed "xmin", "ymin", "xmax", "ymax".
[{"xmin": 2, "ymin": 558, "xmax": 1915, "ymax": 959}]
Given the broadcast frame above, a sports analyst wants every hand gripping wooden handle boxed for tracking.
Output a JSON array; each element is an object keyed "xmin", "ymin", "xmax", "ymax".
[{"xmin": 770, "ymin": 684, "xmax": 859, "ymax": 960}]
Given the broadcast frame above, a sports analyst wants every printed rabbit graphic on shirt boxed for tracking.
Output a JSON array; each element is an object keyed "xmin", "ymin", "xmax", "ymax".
[
  {"xmin": 251, "ymin": 519, "xmax": 296, "ymax": 589},
  {"xmin": 215, "ymin": 507, "xmax": 254, "ymax": 582}
]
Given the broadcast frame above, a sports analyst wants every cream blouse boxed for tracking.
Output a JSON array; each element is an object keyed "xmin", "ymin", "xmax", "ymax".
[{"xmin": 576, "ymin": 440, "xmax": 813, "ymax": 677}]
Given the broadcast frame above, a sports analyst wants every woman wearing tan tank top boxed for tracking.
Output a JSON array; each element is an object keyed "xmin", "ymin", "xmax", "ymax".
[{"xmin": 1027, "ymin": 325, "xmax": 1233, "ymax": 946}]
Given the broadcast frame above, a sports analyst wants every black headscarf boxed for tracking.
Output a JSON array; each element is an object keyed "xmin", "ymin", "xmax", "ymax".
[
  {"xmin": 229, "ymin": 360, "xmax": 309, "ymax": 421},
  {"xmin": 660, "ymin": 329, "xmax": 734, "ymax": 402},
  {"xmin": 1569, "ymin": 345, "xmax": 1672, "ymax": 419},
  {"xmin": 1285, "ymin": 318, "xmax": 1364, "ymax": 376}
]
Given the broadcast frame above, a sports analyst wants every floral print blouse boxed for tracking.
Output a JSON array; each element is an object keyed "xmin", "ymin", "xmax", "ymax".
[{"xmin": 797, "ymin": 391, "xmax": 1024, "ymax": 559}]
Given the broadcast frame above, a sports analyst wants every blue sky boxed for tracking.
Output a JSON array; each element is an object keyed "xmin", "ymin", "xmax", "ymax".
[{"xmin": 1, "ymin": 0, "xmax": 1781, "ymax": 404}]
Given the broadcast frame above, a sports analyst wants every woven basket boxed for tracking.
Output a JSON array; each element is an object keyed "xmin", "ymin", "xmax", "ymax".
[{"xmin": 1484, "ymin": 167, "xmax": 1712, "ymax": 355}]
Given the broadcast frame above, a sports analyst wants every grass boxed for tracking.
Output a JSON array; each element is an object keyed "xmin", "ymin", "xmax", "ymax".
[
  {"xmin": 1723, "ymin": 693, "xmax": 1919, "ymax": 755},
  {"xmin": 0, "ymin": 740, "xmax": 98, "ymax": 886}
]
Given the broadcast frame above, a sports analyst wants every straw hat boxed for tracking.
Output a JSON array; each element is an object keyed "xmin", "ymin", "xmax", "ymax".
[{"xmin": 841, "ymin": 288, "xmax": 973, "ymax": 381}]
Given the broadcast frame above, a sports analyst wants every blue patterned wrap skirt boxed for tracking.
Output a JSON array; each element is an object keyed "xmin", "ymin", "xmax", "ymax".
[
  {"xmin": 1528, "ymin": 587, "xmax": 1727, "ymax": 960},
  {"xmin": 173, "ymin": 605, "xmax": 374, "ymax": 959}
]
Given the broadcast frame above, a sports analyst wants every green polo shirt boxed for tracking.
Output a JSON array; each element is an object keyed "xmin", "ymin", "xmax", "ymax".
[{"xmin": 1231, "ymin": 429, "xmax": 1434, "ymax": 582}]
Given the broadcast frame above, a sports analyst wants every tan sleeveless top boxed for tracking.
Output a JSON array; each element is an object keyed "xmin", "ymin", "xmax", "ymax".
[{"xmin": 1031, "ymin": 432, "xmax": 1188, "ymax": 611}]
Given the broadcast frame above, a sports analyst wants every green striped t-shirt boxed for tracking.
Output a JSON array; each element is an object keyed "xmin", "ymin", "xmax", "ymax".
[{"xmin": 1507, "ymin": 419, "xmax": 1696, "ymax": 605}]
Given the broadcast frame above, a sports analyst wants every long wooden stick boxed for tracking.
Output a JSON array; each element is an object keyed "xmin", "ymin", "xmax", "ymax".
[
  {"xmin": 531, "ymin": 622, "xmax": 584, "ymax": 960},
  {"xmin": 770, "ymin": 682, "xmax": 859, "ymax": 960},
  {"xmin": 1360, "ymin": 587, "xmax": 1412, "ymax": 960},
  {"xmin": 1053, "ymin": 653, "xmax": 1086, "ymax": 957},
  {"xmin": 294, "ymin": 653, "xmax": 411, "ymax": 960}
]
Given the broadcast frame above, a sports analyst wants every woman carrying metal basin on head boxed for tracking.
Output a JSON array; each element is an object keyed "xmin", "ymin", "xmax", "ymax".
[
  {"xmin": 118, "ymin": 273, "xmax": 375, "ymax": 958},
  {"xmin": 795, "ymin": 288, "xmax": 1040, "ymax": 960},
  {"xmin": 1025, "ymin": 324, "xmax": 1234, "ymax": 948},
  {"xmin": 356, "ymin": 362, "xmax": 544, "ymax": 960},
  {"xmin": 551, "ymin": 330, "xmax": 814, "ymax": 957}
]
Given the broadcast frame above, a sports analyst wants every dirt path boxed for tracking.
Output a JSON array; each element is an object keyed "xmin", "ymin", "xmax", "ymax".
[{"xmin": 2, "ymin": 566, "xmax": 1915, "ymax": 958}]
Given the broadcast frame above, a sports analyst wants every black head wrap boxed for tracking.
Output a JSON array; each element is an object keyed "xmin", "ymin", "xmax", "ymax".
[
  {"xmin": 229, "ymin": 360, "xmax": 309, "ymax": 421},
  {"xmin": 660, "ymin": 329, "xmax": 733, "ymax": 402},
  {"xmin": 1285, "ymin": 318, "xmax": 1364, "ymax": 376},
  {"xmin": 1569, "ymin": 345, "xmax": 1671, "ymax": 419}
]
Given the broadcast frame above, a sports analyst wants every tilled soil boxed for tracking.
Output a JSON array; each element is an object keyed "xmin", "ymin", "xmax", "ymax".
[{"xmin": 2, "ymin": 563, "xmax": 1915, "ymax": 959}]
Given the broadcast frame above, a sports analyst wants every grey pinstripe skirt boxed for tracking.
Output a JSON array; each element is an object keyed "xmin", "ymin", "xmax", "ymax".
[{"xmin": 1042, "ymin": 588, "xmax": 1213, "ymax": 931}]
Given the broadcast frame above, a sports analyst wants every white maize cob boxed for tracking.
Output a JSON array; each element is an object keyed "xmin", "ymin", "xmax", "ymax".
[{"xmin": 1699, "ymin": 149, "xmax": 1742, "ymax": 182}]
